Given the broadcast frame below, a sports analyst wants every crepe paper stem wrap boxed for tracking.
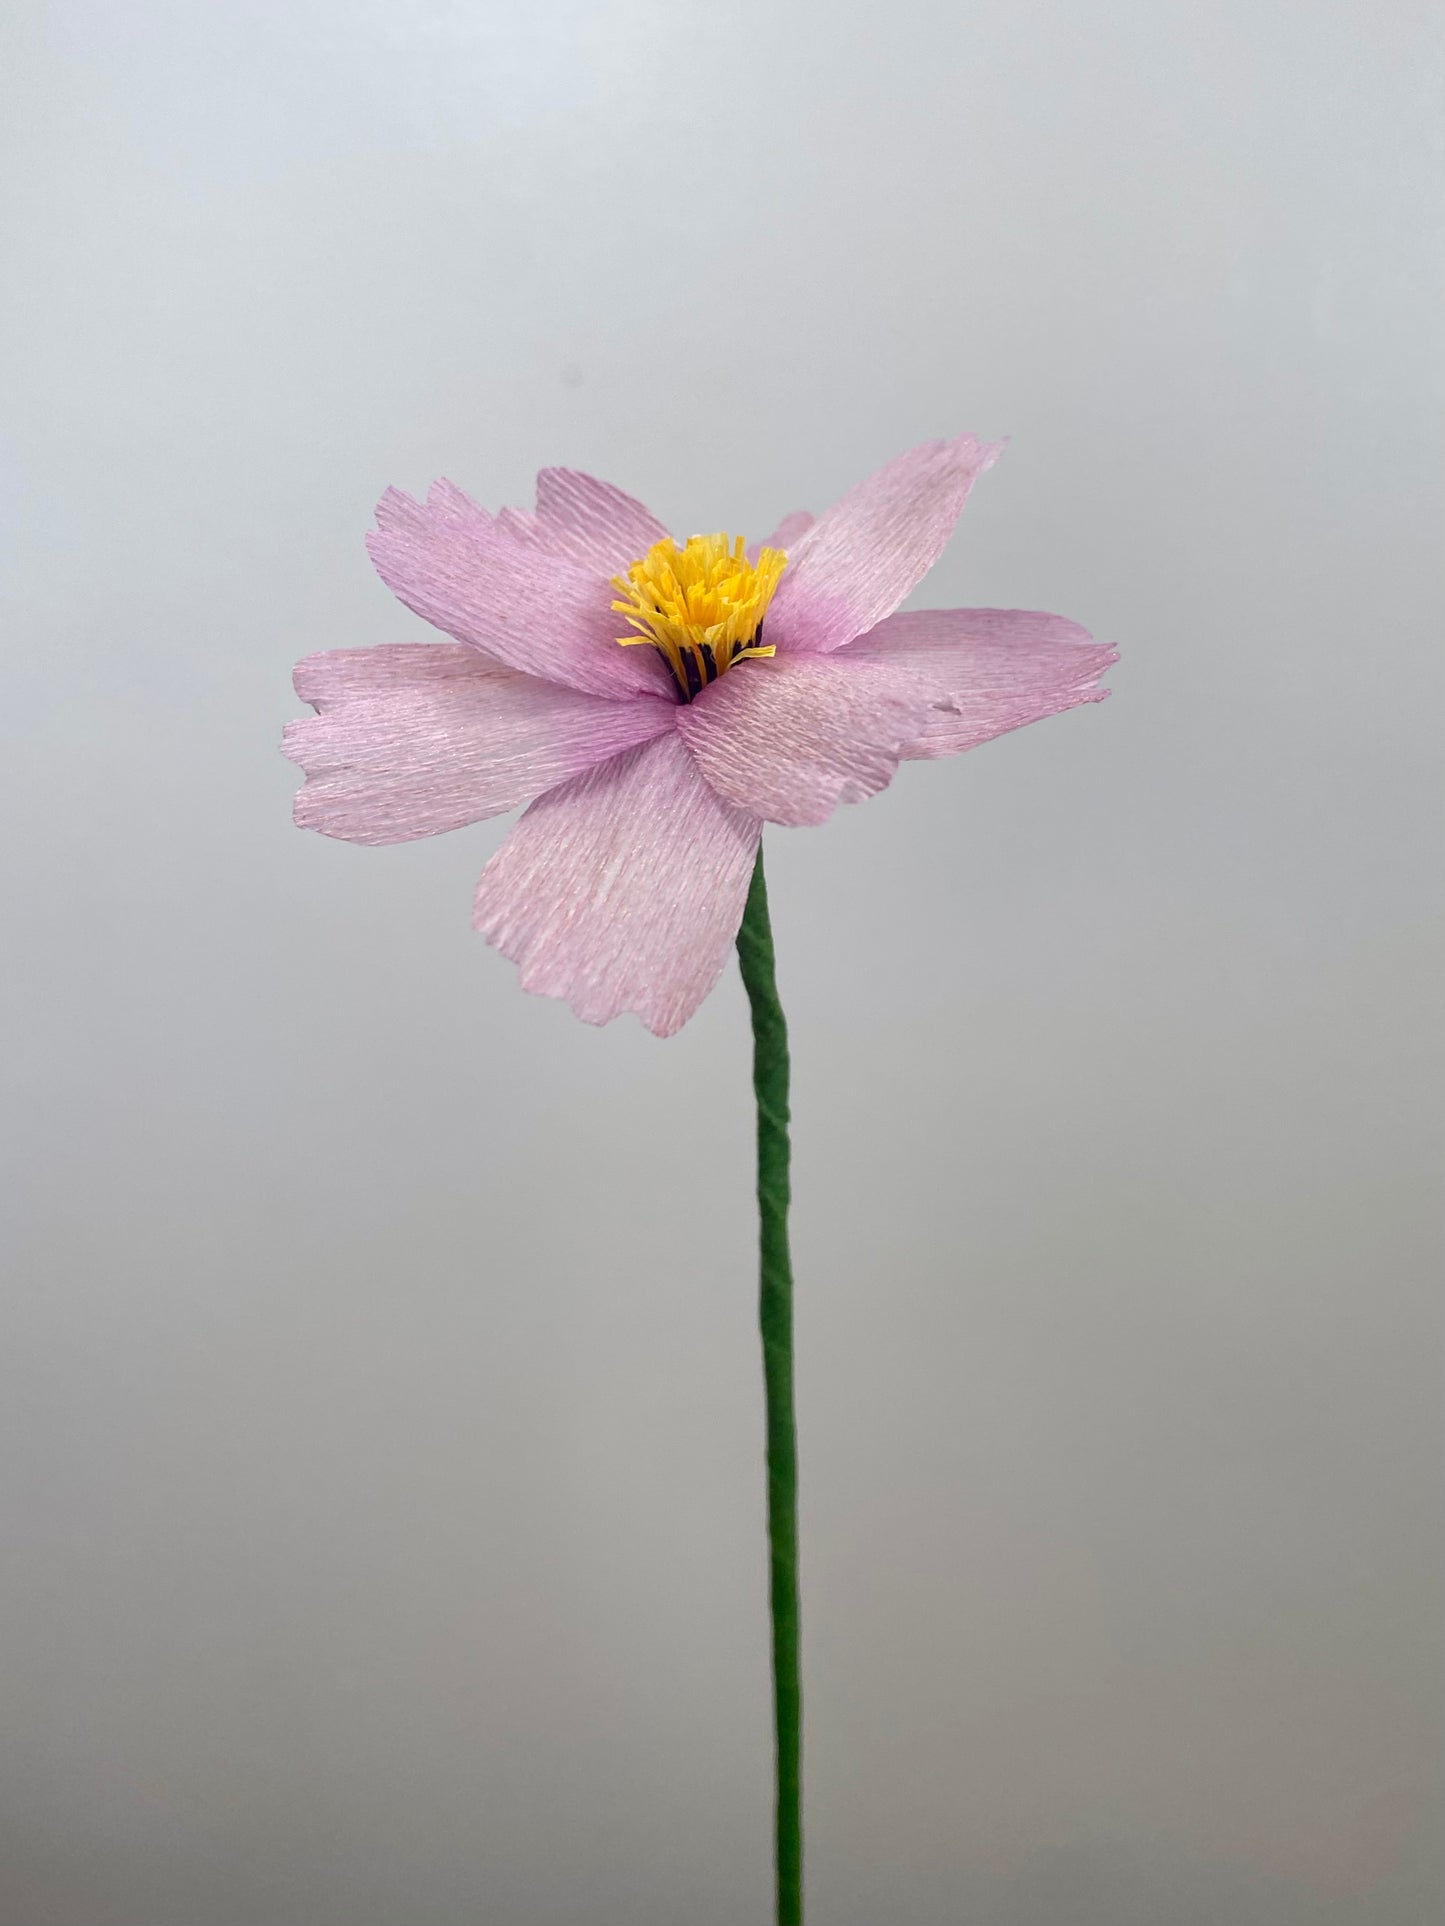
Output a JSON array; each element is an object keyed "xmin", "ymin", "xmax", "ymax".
[{"xmin": 736, "ymin": 847, "xmax": 803, "ymax": 1925}]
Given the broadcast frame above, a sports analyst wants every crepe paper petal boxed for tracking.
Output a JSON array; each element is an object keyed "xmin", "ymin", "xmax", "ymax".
[
  {"xmin": 765, "ymin": 434, "xmax": 1004, "ymax": 657},
  {"xmin": 371, "ymin": 476, "xmax": 471, "ymax": 537},
  {"xmin": 367, "ymin": 484, "xmax": 677, "ymax": 702},
  {"xmin": 285, "ymin": 645, "xmax": 677, "ymax": 845},
  {"xmin": 676, "ymin": 654, "xmax": 953, "ymax": 827},
  {"xmin": 841, "ymin": 607, "xmax": 1117, "ymax": 758},
  {"xmin": 494, "ymin": 468, "xmax": 671, "ymax": 574},
  {"xmin": 748, "ymin": 509, "xmax": 815, "ymax": 563},
  {"xmin": 473, "ymin": 731, "xmax": 761, "ymax": 1036}
]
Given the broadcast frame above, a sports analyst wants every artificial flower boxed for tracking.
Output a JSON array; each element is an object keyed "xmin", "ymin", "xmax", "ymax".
[{"xmin": 285, "ymin": 436, "xmax": 1115, "ymax": 1034}]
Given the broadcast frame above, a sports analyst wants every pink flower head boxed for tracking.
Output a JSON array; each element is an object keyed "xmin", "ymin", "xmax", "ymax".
[{"xmin": 285, "ymin": 437, "xmax": 1116, "ymax": 1035}]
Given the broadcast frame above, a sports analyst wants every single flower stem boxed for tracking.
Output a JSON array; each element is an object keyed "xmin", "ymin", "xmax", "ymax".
[{"xmin": 736, "ymin": 846, "xmax": 802, "ymax": 1926}]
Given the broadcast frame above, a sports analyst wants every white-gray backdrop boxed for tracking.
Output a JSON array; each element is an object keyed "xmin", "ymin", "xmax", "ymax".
[{"xmin": 3, "ymin": 3, "xmax": 1440, "ymax": 1921}]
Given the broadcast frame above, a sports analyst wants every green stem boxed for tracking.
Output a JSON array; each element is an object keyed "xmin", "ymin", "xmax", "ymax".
[{"xmin": 736, "ymin": 845, "xmax": 802, "ymax": 1926}]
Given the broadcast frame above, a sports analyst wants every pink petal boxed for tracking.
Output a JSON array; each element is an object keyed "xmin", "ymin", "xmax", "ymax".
[
  {"xmin": 474, "ymin": 732, "xmax": 761, "ymax": 1036},
  {"xmin": 747, "ymin": 509, "xmax": 815, "ymax": 562},
  {"xmin": 495, "ymin": 468, "xmax": 671, "ymax": 573},
  {"xmin": 366, "ymin": 481, "xmax": 676, "ymax": 702},
  {"xmin": 764, "ymin": 434, "xmax": 1005, "ymax": 656},
  {"xmin": 675, "ymin": 654, "xmax": 951, "ymax": 828},
  {"xmin": 840, "ymin": 607, "xmax": 1117, "ymax": 758},
  {"xmin": 285, "ymin": 644, "xmax": 676, "ymax": 846}
]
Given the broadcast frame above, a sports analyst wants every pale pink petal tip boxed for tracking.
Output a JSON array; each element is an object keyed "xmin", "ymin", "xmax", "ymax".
[
  {"xmin": 840, "ymin": 608, "xmax": 1117, "ymax": 760},
  {"xmin": 767, "ymin": 432, "xmax": 1006, "ymax": 655},
  {"xmin": 495, "ymin": 467, "xmax": 671, "ymax": 573},
  {"xmin": 473, "ymin": 733, "xmax": 761, "ymax": 1036}
]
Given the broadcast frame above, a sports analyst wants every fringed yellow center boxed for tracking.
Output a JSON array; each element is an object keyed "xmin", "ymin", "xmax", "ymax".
[{"xmin": 612, "ymin": 534, "xmax": 786, "ymax": 700}]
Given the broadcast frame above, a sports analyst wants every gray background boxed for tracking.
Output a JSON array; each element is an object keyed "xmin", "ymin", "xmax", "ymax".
[{"xmin": 2, "ymin": 2, "xmax": 1440, "ymax": 1922}]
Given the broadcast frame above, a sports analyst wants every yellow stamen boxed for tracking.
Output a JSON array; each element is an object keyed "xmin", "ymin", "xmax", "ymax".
[{"xmin": 611, "ymin": 533, "xmax": 786, "ymax": 700}]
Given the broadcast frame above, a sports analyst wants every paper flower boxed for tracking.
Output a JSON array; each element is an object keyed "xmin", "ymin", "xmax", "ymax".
[
  {"xmin": 285, "ymin": 434, "xmax": 1118, "ymax": 1923},
  {"xmin": 285, "ymin": 436, "xmax": 1115, "ymax": 1034}
]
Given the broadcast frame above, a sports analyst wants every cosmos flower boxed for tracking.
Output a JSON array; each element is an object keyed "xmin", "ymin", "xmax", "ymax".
[{"xmin": 285, "ymin": 436, "xmax": 1115, "ymax": 1034}]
